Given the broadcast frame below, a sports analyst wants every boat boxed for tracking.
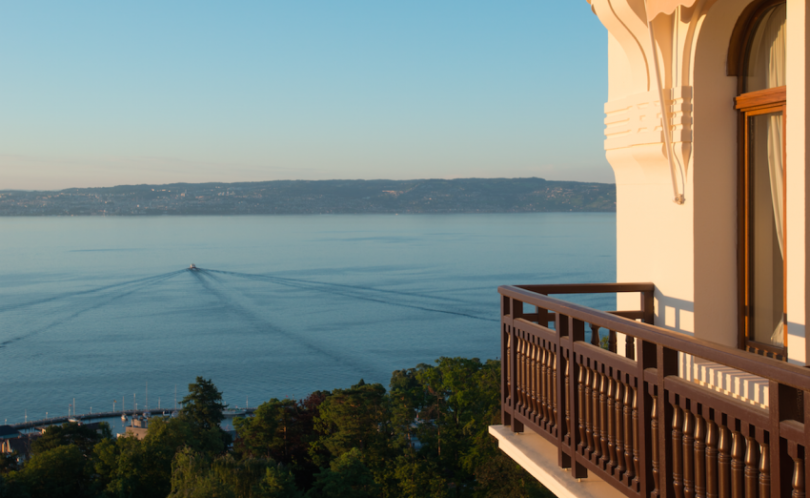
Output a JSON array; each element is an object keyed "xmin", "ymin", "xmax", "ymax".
[
  {"xmin": 222, "ymin": 408, "xmax": 246, "ymax": 418},
  {"xmin": 189, "ymin": 264, "xmax": 198, "ymax": 270}
]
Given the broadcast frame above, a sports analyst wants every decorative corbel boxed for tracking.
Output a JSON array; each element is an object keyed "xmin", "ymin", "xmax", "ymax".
[{"xmin": 588, "ymin": 0, "xmax": 717, "ymax": 205}]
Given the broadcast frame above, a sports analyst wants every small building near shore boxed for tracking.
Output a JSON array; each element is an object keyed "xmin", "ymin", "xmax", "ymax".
[{"xmin": 0, "ymin": 433, "xmax": 41, "ymax": 464}]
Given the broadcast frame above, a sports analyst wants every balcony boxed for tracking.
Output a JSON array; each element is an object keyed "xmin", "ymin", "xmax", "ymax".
[{"xmin": 491, "ymin": 283, "xmax": 808, "ymax": 498}]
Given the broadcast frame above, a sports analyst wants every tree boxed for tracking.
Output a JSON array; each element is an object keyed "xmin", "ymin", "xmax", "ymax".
[
  {"xmin": 31, "ymin": 421, "xmax": 109, "ymax": 457},
  {"xmin": 234, "ymin": 398, "xmax": 297, "ymax": 461},
  {"xmin": 168, "ymin": 448, "xmax": 300, "ymax": 498},
  {"xmin": 181, "ymin": 377, "xmax": 228, "ymax": 433},
  {"xmin": 306, "ymin": 448, "xmax": 379, "ymax": 498},
  {"xmin": 309, "ymin": 380, "xmax": 390, "ymax": 469},
  {"xmin": 93, "ymin": 415, "xmax": 224, "ymax": 498},
  {"xmin": 4, "ymin": 445, "xmax": 93, "ymax": 498},
  {"xmin": 392, "ymin": 453, "xmax": 448, "ymax": 498}
]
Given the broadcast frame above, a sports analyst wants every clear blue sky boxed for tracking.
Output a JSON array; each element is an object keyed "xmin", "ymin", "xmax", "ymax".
[{"xmin": 0, "ymin": 1, "xmax": 611, "ymax": 190}]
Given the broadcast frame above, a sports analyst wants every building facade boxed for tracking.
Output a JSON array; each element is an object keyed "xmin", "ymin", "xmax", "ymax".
[{"xmin": 490, "ymin": 1, "xmax": 809, "ymax": 497}]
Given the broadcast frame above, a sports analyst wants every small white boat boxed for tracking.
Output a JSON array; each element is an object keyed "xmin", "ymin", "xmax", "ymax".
[
  {"xmin": 121, "ymin": 414, "xmax": 127, "ymax": 422},
  {"xmin": 222, "ymin": 409, "xmax": 246, "ymax": 418},
  {"xmin": 189, "ymin": 264, "xmax": 198, "ymax": 270}
]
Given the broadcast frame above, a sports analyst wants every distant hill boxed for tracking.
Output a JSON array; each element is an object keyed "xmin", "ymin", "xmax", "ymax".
[{"xmin": 0, "ymin": 178, "xmax": 616, "ymax": 216}]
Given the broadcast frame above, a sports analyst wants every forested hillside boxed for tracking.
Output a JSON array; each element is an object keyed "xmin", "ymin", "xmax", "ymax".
[{"xmin": 0, "ymin": 178, "xmax": 615, "ymax": 215}]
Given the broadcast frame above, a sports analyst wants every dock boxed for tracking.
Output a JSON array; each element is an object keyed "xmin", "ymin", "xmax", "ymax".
[{"xmin": 9, "ymin": 407, "xmax": 256, "ymax": 431}]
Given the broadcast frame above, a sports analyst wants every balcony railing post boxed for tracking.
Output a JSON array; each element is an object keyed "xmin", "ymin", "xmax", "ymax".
[
  {"xmin": 555, "ymin": 312, "xmax": 569, "ymax": 470},
  {"xmin": 570, "ymin": 317, "xmax": 588, "ymax": 479},
  {"xmin": 501, "ymin": 296, "xmax": 511, "ymax": 428},
  {"xmin": 657, "ymin": 344, "xmax": 679, "ymax": 498},
  {"xmin": 510, "ymin": 299, "xmax": 523, "ymax": 433},
  {"xmin": 641, "ymin": 289, "xmax": 655, "ymax": 324},
  {"xmin": 793, "ymin": 391, "xmax": 810, "ymax": 498},
  {"xmin": 768, "ymin": 380, "xmax": 782, "ymax": 498}
]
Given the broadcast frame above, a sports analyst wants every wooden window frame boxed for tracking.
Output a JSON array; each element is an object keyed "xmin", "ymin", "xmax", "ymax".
[
  {"xmin": 730, "ymin": 0, "xmax": 787, "ymax": 360},
  {"xmin": 737, "ymin": 93, "xmax": 786, "ymax": 360}
]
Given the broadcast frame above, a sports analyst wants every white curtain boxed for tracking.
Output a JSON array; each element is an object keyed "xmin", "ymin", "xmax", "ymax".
[{"xmin": 758, "ymin": 5, "xmax": 787, "ymax": 345}]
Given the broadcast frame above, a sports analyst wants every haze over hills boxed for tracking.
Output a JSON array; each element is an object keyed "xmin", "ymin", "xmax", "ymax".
[{"xmin": 0, "ymin": 178, "xmax": 615, "ymax": 216}]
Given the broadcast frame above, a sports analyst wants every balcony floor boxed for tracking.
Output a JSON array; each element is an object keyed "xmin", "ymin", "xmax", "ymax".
[{"xmin": 489, "ymin": 425, "xmax": 626, "ymax": 498}]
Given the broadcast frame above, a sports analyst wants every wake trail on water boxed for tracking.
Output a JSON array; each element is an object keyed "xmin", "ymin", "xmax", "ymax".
[
  {"xmin": 0, "ymin": 270, "xmax": 186, "ymax": 314},
  {"xmin": 203, "ymin": 268, "xmax": 497, "ymax": 323},
  {"xmin": 189, "ymin": 270, "xmax": 375, "ymax": 377},
  {"xmin": 0, "ymin": 270, "xmax": 184, "ymax": 350}
]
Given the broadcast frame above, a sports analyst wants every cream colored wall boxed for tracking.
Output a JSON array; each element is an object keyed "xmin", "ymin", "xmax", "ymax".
[
  {"xmin": 786, "ymin": 0, "xmax": 808, "ymax": 364},
  {"xmin": 690, "ymin": 0, "xmax": 748, "ymax": 348},
  {"xmin": 597, "ymin": 0, "xmax": 807, "ymax": 359}
]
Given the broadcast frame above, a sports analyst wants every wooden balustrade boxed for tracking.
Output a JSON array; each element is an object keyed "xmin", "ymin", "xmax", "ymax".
[{"xmin": 500, "ymin": 283, "xmax": 810, "ymax": 498}]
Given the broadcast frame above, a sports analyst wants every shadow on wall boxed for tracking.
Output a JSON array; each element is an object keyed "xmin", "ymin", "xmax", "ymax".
[{"xmin": 655, "ymin": 292, "xmax": 695, "ymax": 335}]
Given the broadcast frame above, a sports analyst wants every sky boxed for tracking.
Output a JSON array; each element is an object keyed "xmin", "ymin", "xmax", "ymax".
[{"xmin": 0, "ymin": 1, "xmax": 612, "ymax": 190}]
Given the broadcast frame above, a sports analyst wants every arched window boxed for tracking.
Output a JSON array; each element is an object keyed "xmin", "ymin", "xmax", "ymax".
[{"xmin": 733, "ymin": 2, "xmax": 786, "ymax": 359}]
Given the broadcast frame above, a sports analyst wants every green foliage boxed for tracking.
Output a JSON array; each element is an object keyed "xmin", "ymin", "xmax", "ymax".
[
  {"xmin": 307, "ymin": 448, "xmax": 379, "ymax": 498},
  {"xmin": 168, "ymin": 448, "xmax": 301, "ymax": 498},
  {"xmin": 4, "ymin": 445, "xmax": 93, "ymax": 498},
  {"xmin": 181, "ymin": 377, "xmax": 228, "ymax": 432},
  {"xmin": 391, "ymin": 453, "xmax": 447, "ymax": 498},
  {"xmin": 93, "ymin": 416, "xmax": 205, "ymax": 498},
  {"xmin": 310, "ymin": 380, "xmax": 390, "ymax": 469},
  {"xmin": 3, "ymin": 358, "xmax": 556, "ymax": 498},
  {"xmin": 234, "ymin": 398, "xmax": 297, "ymax": 460},
  {"xmin": 31, "ymin": 422, "xmax": 107, "ymax": 457}
]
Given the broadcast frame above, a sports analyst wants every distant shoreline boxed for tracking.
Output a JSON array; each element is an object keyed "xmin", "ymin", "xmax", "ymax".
[{"xmin": 0, "ymin": 177, "xmax": 616, "ymax": 216}]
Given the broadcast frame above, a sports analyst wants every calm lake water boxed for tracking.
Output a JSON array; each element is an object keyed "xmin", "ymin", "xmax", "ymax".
[{"xmin": 0, "ymin": 213, "xmax": 615, "ymax": 424}]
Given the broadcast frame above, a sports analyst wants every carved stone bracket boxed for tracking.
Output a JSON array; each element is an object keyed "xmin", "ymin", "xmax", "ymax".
[{"xmin": 588, "ymin": 0, "xmax": 717, "ymax": 185}]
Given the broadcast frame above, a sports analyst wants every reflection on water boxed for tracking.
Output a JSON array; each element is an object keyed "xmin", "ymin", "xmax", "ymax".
[{"xmin": 0, "ymin": 213, "xmax": 615, "ymax": 423}]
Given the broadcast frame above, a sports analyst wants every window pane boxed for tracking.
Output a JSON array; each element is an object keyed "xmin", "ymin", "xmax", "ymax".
[
  {"xmin": 745, "ymin": 4, "xmax": 786, "ymax": 93},
  {"xmin": 749, "ymin": 111, "xmax": 784, "ymax": 346}
]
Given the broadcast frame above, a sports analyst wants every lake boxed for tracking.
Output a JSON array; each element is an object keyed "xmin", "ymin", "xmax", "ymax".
[{"xmin": 0, "ymin": 213, "xmax": 615, "ymax": 424}]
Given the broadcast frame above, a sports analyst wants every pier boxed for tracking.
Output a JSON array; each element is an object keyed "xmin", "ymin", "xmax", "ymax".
[{"xmin": 9, "ymin": 408, "xmax": 256, "ymax": 431}]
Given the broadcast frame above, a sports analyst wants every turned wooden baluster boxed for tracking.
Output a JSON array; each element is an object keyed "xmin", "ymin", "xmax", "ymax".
[
  {"xmin": 673, "ymin": 406, "xmax": 685, "ymax": 498},
  {"xmin": 564, "ymin": 359, "xmax": 570, "ymax": 438},
  {"xmin": 517, "ymin": 339, "xmax": 525, "ymax": 408},
  {"xmin": 651, "ymin": 395, "xmax": 660, "ymax": 494},
  {"xmin": 543, "ymin": 349, "xmax": 551, "ymax": 424},
  {"xmin": 731, "ymin": 431, "xmax": 745, "ymax": 498},
  {"xmin": 683, "ymin": 408, "xmax": 695, "ymax": 498},
  {"xmin": 505, "ymin": 334, "xmax": 511, "ymax": 402},
  {"xmin": 624, "ymin": 384, "xmax": 635, "ymax": 481},
  {"xmin": 591, "ymin": 369, "xmax": 603, "ymax": 461},
  {"xmin": 615, "ymin": 381, "xmax": 626, "ymax": 478},
  {"xmin": 537, "ymin": 347, "xmax": 548, "ymax": 420},
  {"xmin": 600, "ymin": 372, "xmax": 610, "ymax": 467},
  {"xmin": 528, "ymin": 341, "xmax": 533, "ymax": 412},
  {"xmin": 577, "ymin": 365, "xmax": 586, "ymax": 451},
  {"xmin": 585, "ymin": 366, "xmax": 595, "ymax": 454},
  {"xmin": 706, "ymin": 420, "xmax": 718, "ymax": 498},
  {"xmin": 607, "ymin": 376, "xmax": 617, "ymax": 470},
  {"xmin": 718, "ymin": 426, "xmax": 731, "ymax": 498},
  {"xmin": 792, "ymin": 456, "xmax": 805, "ymax": 498},
  {"xmin": 758, "ymin": 442, "xmax": 769, "ymax": 498},
  {"xmin": 591, "ymin": 323, "xmax": 601, "ymax": 347},
  {"xmin": 625, "ymin": 335, "xmax": 635, "ymax": 360},
  {"xmin": 694, "ymin": 414, "xmax": 706, "ymax": 498},
  {"xmin": 551, "ymin": 352, "xmax": 558, "ymax": 429},
  {"xmin": 608, "ymin": 329, "xmax": 617, "ymax": 353},
  {"xmin": 744, "ymin": 437, "xmax": 758, "ymax": 498},
  {"xmin": 632, "ymin": 386, "xmax": 640, "ymax": 487}
]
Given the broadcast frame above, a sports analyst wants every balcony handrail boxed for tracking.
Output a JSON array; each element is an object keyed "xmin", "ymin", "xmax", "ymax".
[
  {"xmin": 500, "ymin": 284, "xmax": 810, "ymax": 391},
  {"xmin": 498, "ymin": 283, "xmax": 809, "ymax": 498}
]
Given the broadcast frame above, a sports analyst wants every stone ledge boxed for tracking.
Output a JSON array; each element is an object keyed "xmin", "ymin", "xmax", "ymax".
[{"xmin": 489, "ymin": 425, "xmax": 626, "ymax": 498}]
